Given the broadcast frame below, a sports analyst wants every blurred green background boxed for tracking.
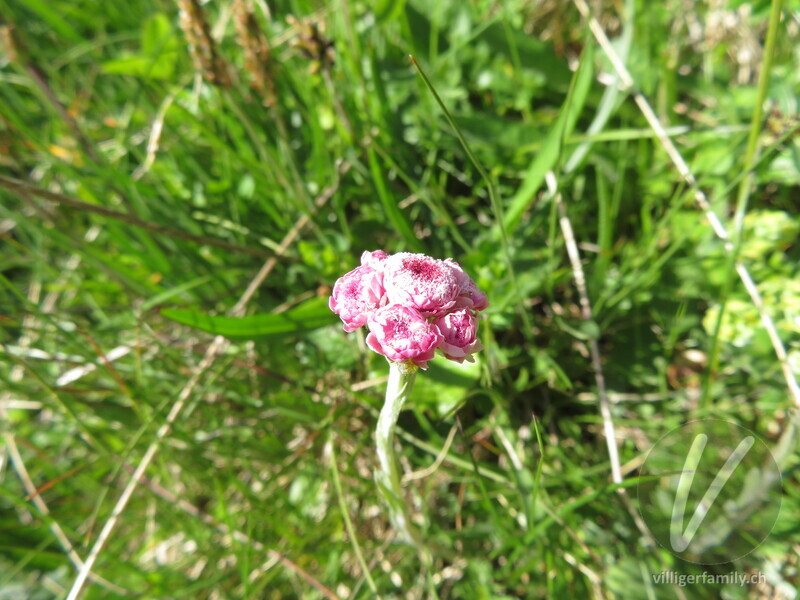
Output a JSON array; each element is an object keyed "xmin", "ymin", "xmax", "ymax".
[{"xmin": 1, "ymin": 0, "xmax": 799, "ymax": 597}]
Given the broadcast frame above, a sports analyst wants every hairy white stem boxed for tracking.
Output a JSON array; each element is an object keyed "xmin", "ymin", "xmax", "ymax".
[{"xmin": 375, "ymin": 361, "xmax": 419, "ymax": 544}]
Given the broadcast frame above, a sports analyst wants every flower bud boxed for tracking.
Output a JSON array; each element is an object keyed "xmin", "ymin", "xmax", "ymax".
[
  {"xmin": 434, "ymin": 308, "xmax": 483, "ymax": 363},
  {"xmin": 366, "ymin": 304, "xmax": 443, "ymax": 369},
  {"xmin": 329, "ymin": 265, "xmax": 386, "ymax": 332}
]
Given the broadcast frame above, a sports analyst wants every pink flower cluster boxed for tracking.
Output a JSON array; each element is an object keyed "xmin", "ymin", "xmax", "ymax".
[{"xmin": 329, "ymin": 251, "xmax": 488, "ymax": 369}]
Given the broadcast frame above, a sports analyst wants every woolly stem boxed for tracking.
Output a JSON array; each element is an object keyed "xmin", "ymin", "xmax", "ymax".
[{"xmin": 375, "ymin": 361, "xmax": 421, "ymax": 545}]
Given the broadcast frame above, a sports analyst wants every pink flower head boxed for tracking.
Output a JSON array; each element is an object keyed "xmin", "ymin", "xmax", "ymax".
[
  {"xmin": 446, "ymin": 259, "xmax": 489, "ymax": 312},
  {"xmin": 434, "ymin": 308, "xmax": 483, "ymax": 363},
  {"xmin": 383, "ymin": 253, "xmax": 460, "ymax": 317},
  {"xmin": 329, "ymin": 265, "xmax": 386, "ymax": 332},
  {"xmin": 366, "ymin": 304, "xmax": 444, "ymax": 369},
  {"xmin": 360, "ymin": 249, "xmax": 389, "ymax": 268},
  {"xmin": 329, "ymin": 251, "xmax": 487, "ymax": 369}
]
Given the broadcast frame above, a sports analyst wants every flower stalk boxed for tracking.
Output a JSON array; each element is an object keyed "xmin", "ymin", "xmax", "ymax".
[{"xmin": 375, "ymin": 361, "xmax": 421, "ymax": 545}]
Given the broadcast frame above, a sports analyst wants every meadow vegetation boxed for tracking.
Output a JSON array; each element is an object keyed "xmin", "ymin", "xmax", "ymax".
[{"xmin": 1, "ymin": 0, "xmax": 799, "ymax": 597}]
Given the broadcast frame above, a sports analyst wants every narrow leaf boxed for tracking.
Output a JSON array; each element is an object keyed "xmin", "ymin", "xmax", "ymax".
[
  {"xmin": 161, "ymin": 297, "xmax": 337, "ymax": 340},
  {"xmin": 503, "ymin": 42, "xmax": 595, "ymax": 233}
]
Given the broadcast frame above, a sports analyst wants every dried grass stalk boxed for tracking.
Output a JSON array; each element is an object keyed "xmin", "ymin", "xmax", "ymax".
[
  {"xmin": 177, "ymin": 0, "xmax": 230, "ymax": 87},
  {"xmin": 232, "ymin": 0, "xmax": 276, "ymax": 106}
]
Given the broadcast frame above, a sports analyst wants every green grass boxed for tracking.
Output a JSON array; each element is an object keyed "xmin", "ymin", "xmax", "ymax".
[{"xmin": 1, "ymin": 0, "xmax": 800, "ymax": 598}]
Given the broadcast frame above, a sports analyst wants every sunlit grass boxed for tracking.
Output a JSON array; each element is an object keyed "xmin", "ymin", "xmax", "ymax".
[{"xmin": 1, "ymin": 0, "xmax": 799, "ymax": 598}]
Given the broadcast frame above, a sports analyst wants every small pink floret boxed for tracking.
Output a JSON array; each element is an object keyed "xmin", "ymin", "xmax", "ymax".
[
  {"xmin": 434, "ymin": 308, "xmax": 483, "ymax": 363},
  {"xmin": 366, "ymin": 304, "xmax": 443, "ymax": 369},
  {"xmin": 446, "ymin": 259, "xmax": 489, "ymax": 311},
  {"xmin": 329, "ymin": 265, "xmax": 386, "ymax": 332},
  {"xmin": 360, "ymin": 249, "xmax": 389, "ymax": 268},
  {"xmin": 383, "ymin": 253, "xmax": 460, "ymax": 317}
]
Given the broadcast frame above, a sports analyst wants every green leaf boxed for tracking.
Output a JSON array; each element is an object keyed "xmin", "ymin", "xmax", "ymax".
[
  {"xmin": 18, "ymin": 0, "xmax": 82, "ymax": 43},
  {"xmin": 413, "ymin": 357, "xmax": 481, "ymax": 416},
  {"xmin": 403, "ymin": 2, "xmax": 449, "ymax": 57},
  {"xmin": 101, "ymin": 13, "xmax": 179, "ymax": 79},
  {"xmin": 374, "ymin": 0, "xmax": 407, "ymax": 22},
  {"xmin": 503, "ymin": 42, "xmax": 595, "ymax": 233},
  {"xmin": 367, "ymin": 147, "xmax": 423, "ymax": 252},
  {"xmin": 454, "ymin": 113, "xmax": 546, "ymax": 150},
  {"xmin": 160, "ymin": 297, "xmax": 338, "ymax": 340},
  {"xmin": 141, "ymin": 13, "xmax": 175, "ymax": 56},
  {"xmin": 141, "ymin": 276, "xmax": 212, "ymax": 311},
  {"xmin": 474, "ymin": 22, "xmax": 571, "ymax": 92}
]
